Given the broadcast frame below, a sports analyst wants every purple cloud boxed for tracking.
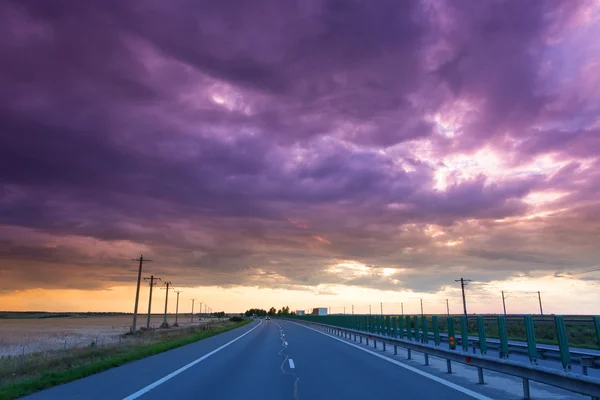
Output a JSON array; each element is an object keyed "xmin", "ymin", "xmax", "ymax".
[{"xmin": 0, "ymin": 0, "xmax": 598, "ymax": 294}]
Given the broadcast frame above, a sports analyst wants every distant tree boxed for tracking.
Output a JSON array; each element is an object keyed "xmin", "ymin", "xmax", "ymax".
[
  {"xmin": 244, "ymin": 308, "xmax": 267, "ymax": 317},
  {"xmin": 290, "ymin": 311, "xmax": 296, "ymax": 316},
  {"xmin": 268, "ymin": 307, "xmax": 277, "ymax": 316}
]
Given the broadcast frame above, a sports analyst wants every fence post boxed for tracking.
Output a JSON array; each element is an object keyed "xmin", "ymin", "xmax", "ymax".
[
  {"xmin": 432, "ymin": 316, "xmax": 440, "ymax": 346},
  {"xmin": 497, "ymin": 316, "xmax": 509, "ymax": 359},
  {"xmin": 422, "ymin": 316, "xmax": 429, "ymax": 344},
  {"xmin": 406, "ymin": 315, "xmax": 412, "ymax": 341},
  {"xmin": 398, "ymin": 315, "xmax": 405, "ymax": 339},
  {"xmin": 477, "ymin": 316, "xmax": 487, "ymax": 355},
  {"xmin": 460, "ymin": 316, "xmax": 469, "ymax": 351},
  {"xmin": 554, "ymin": 315, "xmax": 571, "ymax": 371},
  {"xmin": 414, "ymin": 315, "xmax": 420, "ymax": 342},
  {"xmin": 386, "ymin": 315, "xmax": 391, "ymax": 337},
  {"xmin": 523, "ymin": 315, "xmax": 537, "ymax": 364},
  {"xmin": 62, "ymin": 340, "xmax": 67, "ymax": 360},
  {"xmin": 593, "ymin": 316, "xmax": 600, "ymax": 347}
]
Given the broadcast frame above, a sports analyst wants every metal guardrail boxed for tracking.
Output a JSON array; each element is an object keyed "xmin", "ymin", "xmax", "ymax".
[
  {"xmin": 288, "ymin": 318, "xmax": 600, "ymax": 400},
  {"xmin": 432, "ymin": 331, "xmax": 600, "ymax": 368}
]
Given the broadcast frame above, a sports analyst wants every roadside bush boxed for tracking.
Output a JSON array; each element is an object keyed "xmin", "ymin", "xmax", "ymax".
[{"xmin": 229, "ymin": 316, "xmax": 244, "ymax": 322}]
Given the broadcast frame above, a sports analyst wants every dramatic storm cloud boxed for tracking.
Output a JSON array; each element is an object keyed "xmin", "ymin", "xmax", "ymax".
[{"xmin": 1, "ymin": 0, "xmax": 599, "ymax": 305}]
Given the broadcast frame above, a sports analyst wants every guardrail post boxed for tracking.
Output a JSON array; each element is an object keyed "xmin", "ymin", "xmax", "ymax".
[
  {"xmin": 522, "ymin": 378, "xmax": 530, "ymax": 399},
  {"xmin": 446, "ymin": 359, "xmax": 452, "ymax": 373},
  {"xmin": 447, "ymin": 317, "xmax": 456, "ymax": 350},
  {"xmin": 554, "ymin": 315, "xmax": 571, "ymax": 371},
  {"xmin": 477, "ymin": 316, "xmax": 487, "ymax": 355},
  {"xmin": 424, "ymin": 353, "xmax": 429, "ymax": 366},
  {"xmin": 477, "ymin": 367, "xmax": 484, "ymax": 384},
  {"xmin": 432, "ymin": 315, "xmax": 440, "ymax": 346},
  {"xmin": 460, "ymin": 316, "xmax": 469, "ymax": 351},
  {"xmin": 394, "ymin": 344, "xmax": 398, "ymax": 355},
  {"xmin": 593, "ymin": 316, "xmax": 600, "ymax": 347},
  {"xmin": 523, "ymin": 315, "xmax": 537, "ymax": 364},
  {"xmin": 422, "ymin": 315, "xmax": 429, "ymax": 344},
  {"xmin": 497, "ymin": 316, "xmax": 509, "ymax": 359},
  {"xmin": 407, "ymin": 348, "xmax": 412, "ymax": 360},
  {"xmin": 398, "ymin": 315, "xmax": 405, "ymax": 339},
  {"xmin": 406, "ymin": 315, "xmax": 412, "ymax": 341}
]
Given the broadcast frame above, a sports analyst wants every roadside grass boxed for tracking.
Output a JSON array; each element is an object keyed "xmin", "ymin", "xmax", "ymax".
[{"xmin": 0, "ymin": 318, "xmax": 251, "ymax": 400}]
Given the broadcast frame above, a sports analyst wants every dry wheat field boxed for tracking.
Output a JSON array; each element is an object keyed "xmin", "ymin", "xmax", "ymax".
[{"xmin": 0, "ymin": 315, "xmax": 205, "ymax": 357}]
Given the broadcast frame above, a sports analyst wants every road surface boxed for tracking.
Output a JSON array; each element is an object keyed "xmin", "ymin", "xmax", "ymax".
[{"xmin": 24, "ymin": 319, "xmax": 588, "ymax": 400}]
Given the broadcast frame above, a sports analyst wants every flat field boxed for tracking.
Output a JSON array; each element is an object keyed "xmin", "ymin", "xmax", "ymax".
[{"xmin": 0, "ymin": 315, "xmax": 204, "ymax": 357}]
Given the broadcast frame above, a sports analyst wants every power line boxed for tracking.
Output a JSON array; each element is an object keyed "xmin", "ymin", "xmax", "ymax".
[
  {"xmin": 160, "ymin": 281, "xmax": 172, "ymax": 328},
  {"xmin": 131, "ymin": 255, "xmax": 151, "ymax": 332},
  {"xmin": 173, "ymin": 290, "xmax": 182, "ymax": 327},
  {"xmin": 455, "ymin": 278, "xmax": 472, "ymax": 318},
  {"xmin": 143, "ymin": 275, "xmax": 161, "ymax": 328}
]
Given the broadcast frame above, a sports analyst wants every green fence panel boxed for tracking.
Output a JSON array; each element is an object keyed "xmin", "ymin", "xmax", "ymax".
[
  {"xmin": 497, "ymin": 316, "xmax": 509, "ymax": 359},
  {"xmin": 554, "ymin": 315, "xmax": 571, "ymax": 370},
  {"xmin": 406, "ymin": 315, "xmax": 412, "ymax": 341},
  {"xmin": 460, "ymin": 316, "xmax": 469, "ymax": 351},
  {"xmin": 523, "ymin": 315, "xmax": 537, "ymax": 363},
  {"xmin": 447, "ymin": 317, "xmax": 456, "ymax": 350},
  {"xmin": 432, "ymin": 315, "xmax": 440, "ymax": 346},
  {"xmin": 398, "ymin": 315, "xmax": 405, "ymax": 339},
  {"xmin": 422, "ymin": 316, "xmax": 429, "ymax": 344},
  {"xmin": 594, "ymin": 316, "xmax": 600, "ymax": 347},
  {"xmin": 413, "ymin": 315, "xmax": 419, "ymax": 342},
  {"xmin": 476, "ymin": 316, "xmax": 487, "ymax": 355}
]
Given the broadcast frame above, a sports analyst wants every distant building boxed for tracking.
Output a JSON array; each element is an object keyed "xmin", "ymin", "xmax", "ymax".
[
  {"xmin": 311, "ymin": 307, "xmax": 327, "ymax": 316},
  {"xmin": 296, "ymin": 310, "xmax": 305, "ymax": 316}
]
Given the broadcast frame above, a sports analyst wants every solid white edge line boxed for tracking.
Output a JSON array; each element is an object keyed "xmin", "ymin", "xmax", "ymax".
[
  {"xmin": 289, "ymin": 359, "xmax": 295, "ymax": 369},
  {"xmin": 291, "ymin": 322, "xmax": 493, "ymax": 400},
  {"xmin": 122, "ymin": 320, "xmax": 262, "ymax": 400}
]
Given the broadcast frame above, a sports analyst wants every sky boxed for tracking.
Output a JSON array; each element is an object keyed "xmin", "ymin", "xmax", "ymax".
[{"xmin": 1, "ymin": 0, "xmax": 599, "ymax": 315}]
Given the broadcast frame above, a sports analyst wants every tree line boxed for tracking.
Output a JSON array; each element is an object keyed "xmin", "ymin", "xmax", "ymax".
[{"xmin": 244, "ymin": 306, "xmax": 296, "ymax": 317}]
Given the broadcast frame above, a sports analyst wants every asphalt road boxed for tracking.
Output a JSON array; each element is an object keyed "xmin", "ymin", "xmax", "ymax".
[{"xmin": 23, "ymin": 319, "xmax": 584, "ymax": 400}]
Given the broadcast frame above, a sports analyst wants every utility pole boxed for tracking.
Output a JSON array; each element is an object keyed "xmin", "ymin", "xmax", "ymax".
[
  {"xmin": 173, "ymin": 290, "xmax": 182, "ymax": 326},
  {"xmin": 401, "ymin": 302, "xmax": 404, "ymax": 316},
  {"xmin": 131, "ymin": 255, "xmax": 151, "ymax": 332},
  {"xmin": 199, "ymin": 302, "xmax": 202, "ymax": 318},
  {"xmin": 380, "ymin": 302, "xmax": 383, "ymax": 315},
  {"xmin": 420, "ymin": 298, "xmax": 424, "ymax": 316},
  {"xmin": 352, "ymin": 305, "xmax": 354, "ymax": 315},
  {"xmin": 369, "ymin": 305, "xmax": 372, "ymax": 315},
  {"xmin": 143, "ymin": 275, "xmax": 161, "ymax": 328},
  {"xmin": 538, "ymin": 291, "xmax": 544, "ymax": 320},
  {"xmin": 191, "ymin": 298, "xmax": 196, "ymax": 323},
  {"xmin": 502, "ymin": 291, "xmax": 507, "ymax": 317},
  {"xmin": 446, "ymin": 299, "xmax": 450, "ymax": 316},
  {"xmin": 343, "ymin": 306, "xmax": 346, "ymax": 315},
  {"xmin": 161, "ymin": 281, "xmax": 172, "ymax": 328},
  {"xmin": 455, "ymin": 278, "xmax": 472, "ymax": 319}
]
